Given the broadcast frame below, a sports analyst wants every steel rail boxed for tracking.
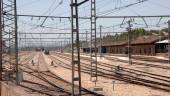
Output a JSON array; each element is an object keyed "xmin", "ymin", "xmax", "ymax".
[{"xmin": 51, "ymin": 53, "xmax": 170, "ymax": 92}]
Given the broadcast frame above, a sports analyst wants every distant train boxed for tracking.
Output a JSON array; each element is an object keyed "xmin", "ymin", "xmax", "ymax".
[
  {"xmin": 36, "ymin": 48, "xmax": 44, "ymax": 51},
  {"xmin": 44, "ymin": 50, "xmax": 50, "ymax": 55}
]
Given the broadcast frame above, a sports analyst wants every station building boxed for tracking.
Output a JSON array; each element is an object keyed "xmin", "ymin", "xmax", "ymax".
[{"xmin": 82, "ymin": 35, "xmax": 169, "ymax": 56}]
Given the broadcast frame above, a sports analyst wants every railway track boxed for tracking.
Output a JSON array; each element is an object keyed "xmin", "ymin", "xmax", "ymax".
[
  {"xmin": 19, "ymin": 52, "xmax": 102, "ymax": 96},
  {"xmin": 22, "ymin": 70, "xmax": 72, "ymax": 96},
  {"xmin": 84, "ymin": 53, "xmax": 170, "ymax": 70},
  {"xmin": 18, "ymin": 53, "xmax": 54, "ymax": 93},
  {"xmin": 18, "ymin": 51, "xmax": 32, "ymax": 57},
  {"xmin": 79, "ymin": 53, "xmax": 170, "ymax": 70},
  {"xmin": 56, "ymin": 53, "xmax": 170, "ymax": 80},
  {"xmin": 50, "ymin": 52, "xmax": 170, "ymax": 92},
  {"xmin": 19, "ymin": 52, "xmax": 73, "ymax": 96},
  {"xmin": 132, "ymin": 56, "xmax": 169, "ymax": 63},
  {"xmin": 105, "ymin": 56, "xmax": 170, "ymax": 70},
  {"xmin": 104, "ymin": 53, "xmax": 169, "ymax": 64},
  {"xmin": 2, "ymin": 52, "xmax": 36, "ymax": 79}
]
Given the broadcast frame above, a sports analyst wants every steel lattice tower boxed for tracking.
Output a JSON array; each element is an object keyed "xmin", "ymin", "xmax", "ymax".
[
  {"xmin": 70, "ymin": 0, "xmax": 82, "ymax": 95},
  {"xmin": 0, "ymin": 0, "xmax": 18, "ymax": 84},
  {"xmin": 90, "ymin": 0, "xmax": 97, "ymax": 83}
]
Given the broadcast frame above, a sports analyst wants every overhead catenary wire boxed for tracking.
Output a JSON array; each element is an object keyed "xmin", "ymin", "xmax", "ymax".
[
  {"xmin": 16, "ymin": 0, "xmax": 168, "ymax": 32},
  {"xmin": 16, "ymin": 14, "xmax": 170, "ymax": 32},
  {"xmin": 41, "ymin": 0, "xmax": 59, "ymax": 16},
  {"xmin": 17, "ymin": 0, "xmax": 145, "ymax": 26},
  {"xmin": 18, "ymin": 16, "xmax": 170, "ymax": 35},
  {"xmin": 16, "ymin": 0, "xmax": 170, "ymax": 50},
  {"xmin": 97, "ymin": 0, "xmax": 149, "ymax": 16},
  {"xmin": 40, "ymin": 0, "xmax": 63, "ymax": 26}
]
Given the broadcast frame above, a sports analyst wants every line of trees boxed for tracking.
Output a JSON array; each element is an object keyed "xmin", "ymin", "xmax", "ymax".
[{"xmin": 101, "ymin": 28, "xmax": 168, "ymax": 42}]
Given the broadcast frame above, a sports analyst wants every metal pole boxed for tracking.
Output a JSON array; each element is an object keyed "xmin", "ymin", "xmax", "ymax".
[
  {"xmin": 90, "ymin": 0, "xmax": 98, "ymax": 85},
  {"xmin": 70, "ymin": 1, "xmax": 89, "ymax": 95},
  {"xmin": 70, "ymin": 0, "xmax": 81, "ymax": 95},
  {"xmin": 127, "ymin": 20, "xmax": 132, "ymax": 65},
  {"xmin": 100, "ymin": 25, "xmax": 102, "ymax": 58},
  {"xmin": 25, "ymin": 34, "xmax": 26, "ymax": 50},
  {"xmin": 168, "ymin": 20, "xmax": 170, "ymax": 64},
  {"xmin": 14, "ymin": 0, "xmax": 19, "ymax": 85},
  {"xmin": 0, "ymin": 0, "xmax": 2, "ymax": 95},
  {"xmin": 86, "ymin": 31, "xmax": 88, "ymax": 44}
]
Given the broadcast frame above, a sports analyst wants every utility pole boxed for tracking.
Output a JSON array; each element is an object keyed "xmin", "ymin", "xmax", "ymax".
[
  {"xmin": 14, "ymin": 0, "xmax": 19, "ymax": 85},
  {"xmin": 90, "ymin": 0, "xmax": 98, "ymax": 85},
  {"xmin": 86, "ymin": 31, "xmax": 88, "ymax": 52},
  {"xmin": 0, "ymin": 0, "xmax": 2, "ymax": 95},
  {"xmin": 70, "ymin": 0, "xmax": 89, "ymax": 95},
  {"xmin": 127, "ymin": 20, "xmax": 132, "ymax": 65},
  {"xmin": 168, "ymin": 20, "xmax": 170, "ymax": 64},
  {"xmin": 86, "ymin": 31, "xmax": 88, "ymax": 44},
  {"xmin": 1, "ymin": 0, "xmax": 19, "ymax": 85},
  {"xmin": 61, "ymin": 41, "xmax": 62, "ymax": 51},
  {"xmin": 100, "ymin": 25, "xmax": 102, "ymax": 58},
  {"xmin": 25, "ymin": 31, "xmax": 26, "ymax": 51}
]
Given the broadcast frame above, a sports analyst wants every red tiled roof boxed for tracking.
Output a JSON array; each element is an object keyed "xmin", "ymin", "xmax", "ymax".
[
  {"xmin": 98, "ymin": 35, "xmax": 167, "ymax": 47},
  {"xmin": 97, "ymin": 40, "xmax": 127, "ymax": 47},
  {"xmin": 131, "ymin": 35, "xmax": 166, "ymax": 45}
]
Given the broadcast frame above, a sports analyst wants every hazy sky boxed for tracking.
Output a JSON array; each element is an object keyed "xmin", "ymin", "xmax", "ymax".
[
  {"xmin": 17, "ymin": 0, "xmax": 170, "ymax": 16},
  {"xmin": 16, "ymin": 0, "xmax": 170, "ymax": 47}
]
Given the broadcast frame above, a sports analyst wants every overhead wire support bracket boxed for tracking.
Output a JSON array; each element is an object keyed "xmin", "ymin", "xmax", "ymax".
[
  {"xmin": 96, "ymin": 15, "xmax": 170, "ymax": 18},
  {"xmin": 156, "ymin": 17, "xmax": 163, "ymax": 27},
  {"xmin": 141, "ymin": 17, "xmax": 148, "ymax": 28},
  {"xmin": 5, "ymin": 14, "xmax": 170, "ymax": 19},
  {"xmin": 70, "ymin": 0, "xmax": 89, "ymax": 6},
  {"xmin": 40, "ymin": 17, "xmax": 48, "ymax": 27},
  {"xmin": 120, "ymin": 17, "xmax": 126, "ymax": 28}
]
